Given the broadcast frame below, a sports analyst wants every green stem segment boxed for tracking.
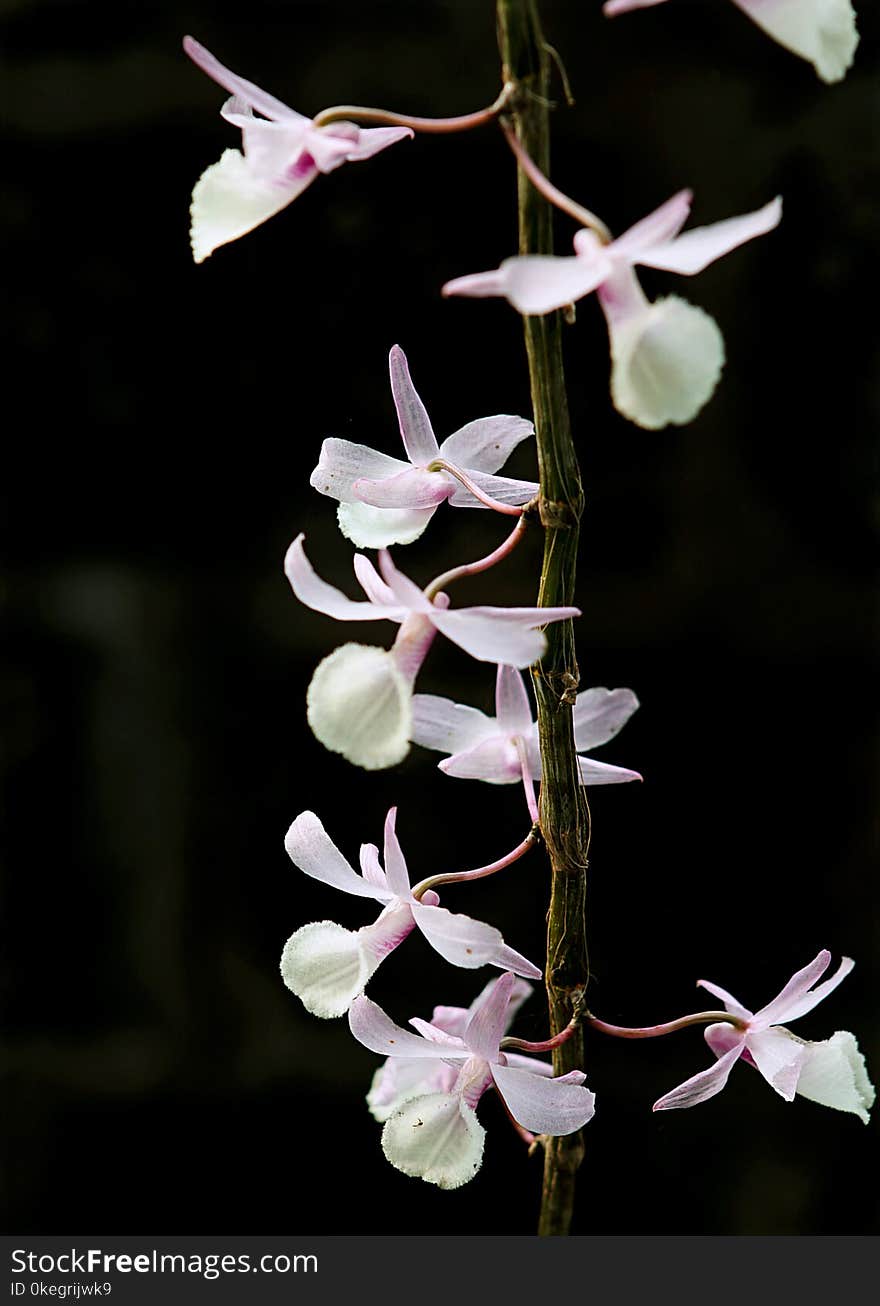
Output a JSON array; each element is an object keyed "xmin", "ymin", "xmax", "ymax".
[{"xmin": 496, "ymin": 0, "xmax": 591, "ymax": 1238}]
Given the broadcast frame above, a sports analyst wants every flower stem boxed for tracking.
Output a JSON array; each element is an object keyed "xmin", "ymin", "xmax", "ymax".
[
  {"xmin": 313, "ymin": 83, "xmax": 517, "ymax": 132},
  {"xmin": 501, "ymin": 123, "xmax": 612, "ymax": 243},
  {"xmin": 497, "ymin": 0, "xmax": 591, "ymax": 1238},
  {"xmin": 587, "ymin": 1010, "xmax": 747, "ymax": 1039},
  {"xmin": 423, "ymin": 511, "xmax": 531, "ymax": 601},
  {"xmin": 410, "ymin": 828, "xmax": 537, "ymax": 900},
  {"xmin": 427, "ymin": 458, "xmax": 528, "ymax": 514}
]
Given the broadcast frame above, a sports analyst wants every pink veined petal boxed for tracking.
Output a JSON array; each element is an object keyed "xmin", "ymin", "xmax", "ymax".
[
  {"xmin": 381, "ymin": 807, "xmax": 412, "ymax": 898},
  {"xmin": 705, "ymin": 1022, "xmax": 747, "ymax": 1060},
  {"xmin": 637, "ymin": 197, "xmax": 782, "ymax": 276},
  {"xmin": 696, "ymin": 978, "xmax": 752, "ymax": 1021},
  {"xmin": 447, "ymin": 253, "xmax": 612, "ymax": 316},
  {"xmin": 410, "ymin": 694, "xmax": 498, "ymax": 754},
  {"xmin": 358, "ymin": 842, "xmax": 388, "ymax": 893},
  {"xmin": 409, "ymin": 1017, "xmax": 470, "ymax": 1051},
  {"xmin": 430, "ymin": 604, "xmax": 579, "ymax": 669},
  {"xmin": 376, "ymin": 548, "xmax": 432, "ymax": 613},
  {"xmin": 754, "ymin": 951, "xmax": 854, "ymax": 1028},
  {"xmin": 609, "ymin": 188, "xmax": 693, "ymax": 262},
  {"xmin": 464, "ymin": 972, "xmax": 517, "ymax": 1061},
  {"xmin": 495, "ymin": 665, "xmax": 534, "ymax": 734},
  {"xmin": 572, "ymin": 687, "xmax": 640, "ymax": 750},
  {"xmin": 310, "ymin": 438, "xmax": 410, "ymax": 504},
  {"xmin": 349, "ymin": 995, "xmax": 468, "ymax": 1060},
  {"xmin": 440, "ymin": 737, "xmax": 521, "ymax": 785},
  {"xmin": 746, "ymin": 1027, "xmax": 807, "ymax": 1101},
  {"xmin": 388, "ymin": 345, "xmax": 440, "ymax": 466},
  {"xmin": 183, "ymin": 36, "xmax": 306, "ymax": 122},
  {"xmin": 576, "ymin": 757, "xmax": 643, "ymax": 786},
  {"xmin": 491, "ymin": 1063, "xmax": 596, "ymax": 1134},
  {"xmin": 352, "ymin": 553, "xmax": 398, "ymax": 605},
  {"xmin": 284, "ymin": 811, "xmax": 391, "ymax": 902},
  {"xmin": 491, "ymin": 942, "xmax": 542, "ymax": 981},
  {"xmin": 284, "ymin": 534, "xmax": 404, "ymax": 622},
  {"xmin": 411, "ymin": 901, "xmax": 507, "ymax": 970},
  {"xmin": 438, "ymin": 415, "xmax": 535, "ymax": 475},
  {"xmin": 446, "ymin": 468, "xmax": 539, "ymax": 510},
  {"xmin": 505, "ymin": 1053, "xmax": 555, "ymax": 1077},
  {"xmin": 354, "ymin": 467, "xmax": 454, "ymax": 509},
  {"xmin": 652, "ymin": 1041, "xmax": 746, "ymax": 1111},
  {"xmin": 603, "ymin": 0, "xmax": 672, "ymax": 15},
  {"xmin": 339, "ymin": 124, "xmax": 414, "ymax": 162}
]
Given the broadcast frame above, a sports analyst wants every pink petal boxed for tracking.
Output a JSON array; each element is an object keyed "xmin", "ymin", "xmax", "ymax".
[
  {"xmin": 604, "ymin": 0, "xmax": 671, "ymax": 14},
  {"xmin": 349, "ymin": 995, "xmax": 467, "ymax": 1059},
  {"xmin": 464, "ymin": 972, "xmax": 517, "ymax": 1060},
  {"xmin": 183, "ymin": 36, "xmax": 306, "ymax": 122},
  {"xmin": 358, "ymin": 842, "xmax": 388, "ymax": 893},
  {"xmin": 284, "ymin": 534, "xmax": 404, "ymax": 622},
  {"xmin": 439, "ymin": 415, "xmax": 535, "ymax": 475},
  {"xmin": 309, "ymin": 438, "xmax": 410, "ymax": 504},
  {"xmin": 495, "ymin": 664, "xmax": 534, "ymax": 735},
  {"xmin": 610, "ymin": 188, "xmax": 693, "ymax": 262},
  {"xmin": 354, "ymin": 467, "xmax": 454, "ymax": 509},
  {"xmin": 219, "ymin": 102, "xmax": 312, "ymax": 176},
  {"xmin": 352, "ymin": 553, "xmax": 399, "ymax": 605},
  {"xmin": 388, "ymin": 346, "xmax": 440, "ymax": 466},
  {"xmin": 411, "ymin": 903, "xmax": 540, "ymax": 979},
  {"xmin": 410, "ymin": 694, "xmax": 497, "ymax": 754},
  {"xmin": 284, "ymin": 811, "xmax": 391, "ymax": 901},
  {"xmin": 430, "ymin": 604, "xmax": 579, "ymax": 669},
  {"xmin": 572, "ymin": 687, "xmax": 640, "ymax": 750},
  {"xmin": 746, "ymin": 1028, "xmax": 807, "ymax": 1101},
  {"xmin": 754, "ymin": 951, "xmax": 853, "ymax": 1027},
  {"xmin": 697, "ymin": 979, "xmax": 752, "ymax": 1021},
  {"xmin": 409, "ymin": 1017, "xmax": 469, "ymax": 1050},
  {"xmin": 637, "ymin": 197, "xmax": 782, "ymax": 276},
  {"xmin": 652, "ymin": 1042, "xmax": 746, "ymax": 1111},
  {"xmin": 381, "ymin": 807, "xmax": 412, "ymax": 898},
  {"xmin": 446, "ymin": 253, "xmax": 611, "ymax": 316},
  {"xmin": 491, "ymin": 942, "xmax": 542, "ymax": 981},
  {"xmin": 491, "ymin": 1063, "xmax": 596, "ymax": 1134},
  {"xmin": 440, "ymin": 737, "xmax": 521, "ymax": 784},
  {"xmin": 446, "ymin": 468, "xmax": 539, "ymax": 510},
  {"xmin": 376, "ymin": 548, "xmax": 432, "ymax": 612},
  {"xmin": 576, "ymin": 757, "xmax": 643, "ymax": 785},
  {"xmin": 340, "ymin": 124, "xmax": 414, "ymax": 163}
]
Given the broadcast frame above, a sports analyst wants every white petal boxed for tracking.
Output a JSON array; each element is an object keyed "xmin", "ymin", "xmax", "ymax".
[
  {"xmin": 430, "ymin": 608, "xmax": 563, "ymax": 669},
  {"xmin": 439, "ymin": 415, "xmax": 535, "ymax": 475},
  {"xmin": 284, "ymin": 810, "xmax": 390, "ymax": 901},
  {"xmin": 573, "ymin": 687, "xmax": 640, "ymax": 749},
  {"xmin": 388, "ymin": 345, "xmax": 440, "ymax": 465},
  {"xmin": 604, "ymin": 290, "xmax": 725, "ymax": 430},
  {"xmin": 447, "ymin": 251, "xmax": 612, "ymax": 316},
  {"xmin": 284, "ymin": 535, "xmax": 402, "ymax": 622},
  {"xmin": 446, "ymin": 468, "xmax": 539, "ymax": 510},
  {"xmin": 367, "ymin": 1059, "xmax": 460, "ymax": 1123},
  {"xmin": 190, "ymin": 149, "xmax": 314, "ymax": 264},
  {"xmin": 696, "ymin": 979, "xmax": 752, "ymax": 1021},
  {"xmin": 603, "ymin": 0, "xmax": 673, "ymax": 16},
  {"xmin": 576, "ymin": 757, "xmax": 643, "ymax": 785},
  {"xmin": 464, "ymin": 973, "xmax": 517, "ymax": 1060},
  {"xmin": 381, "ymin": 807, "xmax": 412, "ymax": 898},
  {"xmin": 280, "ymin": 920, "xmax": 377, "ymax": 1018},
  {"xmin": 183, "ymin": 37, "xmax": 305, "ymax": 122},
  {"xmin": 439, "ymin": 737, "xmax": 521, "ymax": 784},
  {"xmin": 795, "ymin": 1031, "xmax": 875, "ymax": 1123},
  {"xmin": 747, "ymin": 1027, "xmax": 807, "ymax": 1100},
  {"xmin": 652, "ymin": 1041, "xmax": 746, "ymax": 1111},
  {"xmin": 381, "ymin": 1093, "xmax": 486, "ymax": 1189},
  {"xmin": 754, "ymin": 951, "xmax": 853, "ymax": 1027},
  {"xmin": 495, "ymin": 664, "xmax": 534, "ymax": 734},
  {"xmin": 409, "ymin": 694, "xmax": 498, "ymax": 755},
  {"xmin": 411, "ymin": 901, "xmax": 507, "ymax": 969},
  {"xmin": 732, "ymin": 0, "xmax": 858, "ymax": 83},
  {"xmin": 637, "ymin": 197, "xmax": 782, "ymax": 276},
  {"xmin": 354, "ymin": 466, "xmax": 453, "ymax": 509},
  {"xmin": 306, "ymin": 643, "xmax": 412, "ymax": 769},
  {"xmin": 491, "ymin": 1063, "xmax": 596, "ymax": 1134},
  {"xmin": 349, "ymin": 994, "xmax": 467, "ymax": 1060},
  {"xmin": 309, "ymin": 438, "xmax": 409, "ymax": 504},
  {"xmin": 609, "ymin": 188, "xmax": 693, "ymax": 262}
]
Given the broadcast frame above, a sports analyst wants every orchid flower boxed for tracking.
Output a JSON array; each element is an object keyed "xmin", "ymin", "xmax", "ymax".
[
  {"xmin": 310, "ymin": 345, "xmax": 538, "ymax": 548},
  {"xmin": 654, "ymin": 950, "xmax": 875, "ymax": 1122},
  {"xmin": 284, "ymin": 534, "xmax": 579, "ymax": 769},
  {"xmin": 280, "ymin": 811, "xmax": 540, "ymax": 1019},
  {"xmin": 350, "ymin": 972, "xmax": 596, "ymax": 1187},
  {"xmin": 367, "ymin": 975, "xmax": 534, "ymax": 1122},
  {"xmin": 603, "ymin": 1, "xmax": 858, "ymax": 85},
  {"xmin": 444, "ymin": 190, "xmax": 781, "ymax": 429},
  {"xmin": 411, "ymin": 665, "xmax": 640, "ymax": 818},
  {"xmin": 184, "ymin": 37, "xmax": 412, "ymax": 263}
]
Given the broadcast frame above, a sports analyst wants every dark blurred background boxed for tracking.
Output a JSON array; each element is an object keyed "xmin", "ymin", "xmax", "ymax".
[{"xmin": 2, "ymin": 0, "xmax": 878, "ymax": 1236}]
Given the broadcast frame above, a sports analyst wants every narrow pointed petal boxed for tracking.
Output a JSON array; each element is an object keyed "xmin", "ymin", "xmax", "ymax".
[
  {"xmin": 638, "ymin": 197, "xmax": 782, "ymax": 276},
  {"xmin": 795, "ymin": 1031, "xmax": 875, "ymax": 1123},
  {"xmin": 354, "ymin": 467, "xmax": 454, "ymax": 509},
  {"xmin": 490, "ymin": 942, "xmax": 542, "ymax": 981},
  {"xmin": 340, "ymin": 124, "xmax": 414, "ymax": 162},
  {"xmin": 603, "ymin": 0, "xmax": 672, "ymax": 15},
  {"xmin": 731, "ymin": 0, "xmax": 858, "ymax": 83},
  {"xmin": 410, "ymin": 694, "xmax": 497, "ymax": 754},
  {"xmin": 577, "ymin": 757, "xmax": 643, "ymax": 785},
  {"xmin": 284, "ymin": 535, "xmax": 401, "ymax": 621},
  {"xmin": 408, "ymin": 1017, "xmax": 470, "ymax": 1049},
  {"xmin": 610, "ymin": 188, "xmax": 693, "ymax": 262},
  {"xmin": 381, "ymin": 807, "xmax": 412, "ymax": 898},
  {"xmin": 747, "ymin": 1028, "xmax": 807, "ymax": 1100},
  {"xmin": 280, "ymin": 921, "xmax": 379, "ymax": 1018},
  {"xmin": 439, "ymin": 737, "xmax": 521, "ymax": 784},
  {"xmin": 388, "ymin": 346, "xmax": 440, "ymax": 465},
  {"xmin": 573, "ymin": 687, "xmax": 640, "ymax": 750},
  {"xmin": 464, "ymin": 973, "xmax": 517, "ymax": 1061},
  {"xmin": 382, "ymin": 1092, "xmax": 486, "ymax": 1189},
  {"xmin": 653, "ymin": 1041, "xmax": 746, "ymax": 1111},
  {"xmin": 349, "ymin": 994, "xmax": 468, "ymax": 1059},
  {"xmin": 310, "ymin": 438, "xmax": 410, "ymax": 504},
  {"xmin": 696, "ymin": 978, "xmax": 752, "ymax": 1021},
  {"xmin": 338, "ymin": 500, "xmax": 436, "ymax": 548},
  {"xmin": 751, "ymin": 950, "xmax": 838, "ymax": 1027},
  {"xmin": 377, "ymin": 549, "xmax": 432, "ymax": 613},
  {"xmin": 284, "ymin": 810, "xmax": 390, "ymax": 901},
  {"xmin": 764, "ymin": 955, "xmax": 856, "ymax": 1025},
  {"xmin": 445, "ymin": 252, "xmax": 611, "ymax": 316},
  {"xmin": 307, "ymin": 643, "xmax": 413, "ymax": 770},
  {"xmin": 431, "ymin": 605, "xmax": 579, "ymax": 669},
  {"xmin": 184, "ymin": 37, "xmax": 305, "ymax": 122},
  {"xmin": 352, "ymin": 553, "xmax": 398, "ymax": 605},
  {"xmin": 439, "ymin": 415, "xmax": 535, "ymax": 475},
  {"xmin": 358, "ymin": 842, "xmax": 388, "ymax": 893},
  {"xmin": 492, "ymin": 1063, "xmax": 596, "ymax": 1134},
  {"xmin": 495, "ymin": 664, "xmax": 535, "ymax": 734},
  {"xmin": 446, "ymin": 468, "xmax": 539, "ymax": 509},
  {"xmin": 190, "ymin": 149, "xmax": 315, "ymax": 264}
]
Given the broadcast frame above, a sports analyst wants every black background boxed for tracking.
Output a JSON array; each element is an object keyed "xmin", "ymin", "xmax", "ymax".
[{"xmin": 2, "ymin": 0, "xmax": 878, "ymax": 1235}]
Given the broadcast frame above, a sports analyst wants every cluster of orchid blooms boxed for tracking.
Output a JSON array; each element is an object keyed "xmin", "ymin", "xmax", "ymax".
[{"xmin": 185, "ymin": 2, "xmax": 872, "ymax": 1193}]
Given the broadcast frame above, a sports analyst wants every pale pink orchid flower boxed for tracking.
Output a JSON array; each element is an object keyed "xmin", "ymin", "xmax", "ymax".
[
  {"xmin": 350, "ymin": 972, "xmax": 596, "ymax": 1188},
  {"xmin": 310, "ymin": 345, "xmax": 538, "ymax": 549},
  {"xmin": 367, "ymin": 975, "xmax": 534, "ymax": 1122},
  {"xmin": 654, "ymin": 950, "xmax": 875, "ymax": 1122},
  {"xmin": 603, "ymin": 1, "xmax": 858, "ymax": 85},
  {"xmin": 280, "ymin": 811, "xmax": 540, "ymax": 1020},
  {"xmin": 444, "ymin": 190, "xmax": 781, "ymax": 429},
  {"xmin": 284, "ymin": 534, "xmax": 579, "ymax": 769},
  {"xmin": 411, "ymin": 665, "xmax": 640, "ymax": 817},
  {"xmin": 184, "ymin": 37, "xmax": 412, "ymax": 263}
]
